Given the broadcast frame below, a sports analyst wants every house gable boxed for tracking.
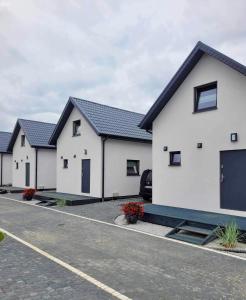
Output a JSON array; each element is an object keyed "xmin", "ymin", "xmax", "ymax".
[
  {"xmin": 0, "ymin": 132, "xmax": 12, "ymax": 153},
  {"xmin": 140, "ymin": 41, "xmax": 246, "ymax": 130},
  {"xmin": 8, "ymin": 119, "xmax": 56, "ymax": 152},
  {"xmin": 154, "ymin": 53, "xmax": 246, "ymax": 132},
  {"xmin": 57, "ymin": 106, "xmax": 100, "ymax": 148}
]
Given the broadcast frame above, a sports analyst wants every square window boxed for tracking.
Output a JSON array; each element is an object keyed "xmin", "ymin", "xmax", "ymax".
[
  {"xmin": 63, "ymin": 159, "xmax": 68, "ymax": 169},
  {"xmin": 73, "ymin": 120, "xmax": 81, "ymax": 136},
  {"xmin": 21, "ymin": 135, "xmax": 25, "ymax": 147},
  {"xmin": 169, "ymin": 151, "xmax": 181, "ymax": 166},
  {"xmin": 127, "ymin": 160, "xmax": 140, "ymax": 176},
  {"xmin": 194, "ymin": 82, "xmax": 217, "ymax": 112}
]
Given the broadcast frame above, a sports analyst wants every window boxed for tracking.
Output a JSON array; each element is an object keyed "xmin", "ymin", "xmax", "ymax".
[
  {"xmin": 194, "ymin": 82, "xmax": 217, "ymax": 112},
  {"xmin": 73, "ymin": 120, "xmax": 81, "ymax": 136},
  {"xmin": 127, "ymin": 160, "xmax": 140, "ymax": 176},
  {"xmin": 63, "ymin": 159, "xmax": 68, "ymax": 169},
  {"xmin": 21, "ymin": 135, "xmax": 25, "ymax": 147},
  {"xmin": 16, "ymin": 162, "xmax": 19, "ymax": 170},
  {"xmin": 169, "ymin": 151, "xmax": 181, "ymax": 166}
]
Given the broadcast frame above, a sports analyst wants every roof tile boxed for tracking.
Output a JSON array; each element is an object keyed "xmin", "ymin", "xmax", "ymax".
[
  {"xmin": 0, "ymin": 132, "xmax": 12, "ymax": 153},
  {"xmin": 19, "ymin": 119, "xmax": 56, "ymax": 148},
  {"xmin": 71, "ymin": 97, "xmax": 152, "ymax": 141}
]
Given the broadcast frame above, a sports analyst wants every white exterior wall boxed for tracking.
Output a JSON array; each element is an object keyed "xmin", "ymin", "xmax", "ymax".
[
  {"xmin": 56, "ymin": 107, "xmax": 102, "ymax": 197},
  {"xmin": 153, "ymin": 54, "xmax": 246, "ymax": 217},
  {"xmin": 12, "ymin": 129, "xmax": 56, "ymax": 189},
  {"xmin": 37, "ymin": 149, "xmax": 56, "ymax": 189},
  {"xmin": 12, "ymin": 129, "xmax": 36, "ymax": 188},
  {"xmin": 104, "ymin": 139, "xmax": 152, "ymax": 197},
  {"xmin": 0, "ymin": 153, "xmax": 12, "ymax": 185}
]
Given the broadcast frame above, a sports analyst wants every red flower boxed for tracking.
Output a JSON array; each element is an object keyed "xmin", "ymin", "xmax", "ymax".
[
  {"xmin": 23, "ymin": 188, "xmax": 36, "ymax": 198},
  {"xmin": 121, "ymin": 202, "xmax": 144, "ymax": 217}
]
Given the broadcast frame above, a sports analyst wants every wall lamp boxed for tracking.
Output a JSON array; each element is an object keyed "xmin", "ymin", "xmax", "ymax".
[{"xmin": 231, "ymin": 133, "xmax": 238, "ymax": 142}]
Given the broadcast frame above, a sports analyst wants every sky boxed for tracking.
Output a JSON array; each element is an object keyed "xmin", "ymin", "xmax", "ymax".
[{"xmin": 0, "ymin": 0, "xmax": 246, "ymax": 131}]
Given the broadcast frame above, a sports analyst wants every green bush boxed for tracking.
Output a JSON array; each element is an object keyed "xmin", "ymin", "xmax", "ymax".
[
  {"xmin": 56, "ymin": 198, "xmax": 67, "ymax": 207},
  {"xmin": 216, "ymin": 222, "xmax": 240, "ymax": 248},
  {"xmin": 0, "ymin": 231, "xmax": 5, "ymax": 242}
]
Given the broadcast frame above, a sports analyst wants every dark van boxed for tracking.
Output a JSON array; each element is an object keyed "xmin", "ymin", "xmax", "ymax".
[{"xmin": 140, "ymin": 169, "xmax": 152, "ymax": 201}]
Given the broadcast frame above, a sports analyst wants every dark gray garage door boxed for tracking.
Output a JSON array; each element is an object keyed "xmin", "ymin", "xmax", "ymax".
[{"xmin": 220, "ymin": 150, "xmax": 246, "ymax": 211}]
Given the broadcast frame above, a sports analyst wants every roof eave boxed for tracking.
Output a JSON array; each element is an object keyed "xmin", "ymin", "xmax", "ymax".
[
  {"xmin": 49, "ymin": 99, "xmax": 74, "ymax": 145},
  {"xmin": 99, "ymin": 133, "xmax": 152, "ymax": 144},
  {"xmin": 31, "ymin": 145, "xmax": 56, "ymax": 149},
  {"xmin": 0, "ymin": 150, "xmax": 12, "ymax": 154},
  {"xmin": 7, "ymin": 121, "xmax": 21, "ymax": 152}
]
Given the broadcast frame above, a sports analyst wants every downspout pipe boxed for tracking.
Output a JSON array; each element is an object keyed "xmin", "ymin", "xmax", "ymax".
[
  {"xmin": 35, "ymin": 148, "xmax": 38, "ymax": 189},
  {"xmin": 101, "ymin": 136, "xmax": 108, "ymax": 202},
  {"xmin": 0, "ymin": 153, "xmax": 2, "ymax": 187}
]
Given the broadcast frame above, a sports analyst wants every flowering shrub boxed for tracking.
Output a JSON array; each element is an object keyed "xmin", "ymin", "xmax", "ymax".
[
  {"xmin": 121, "ymin": 202, "xmax": 144, "ymax": 218},
  {"xmin": 23, "ymin": 188, "xmax": 36, "ymax": 200}
]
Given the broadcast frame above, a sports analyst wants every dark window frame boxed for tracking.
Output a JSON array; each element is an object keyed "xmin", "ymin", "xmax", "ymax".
[
  {"xmin": 169, "ymin": 151, "xmax": 181, "ymax": 166},
  {"xmin": 21, "ymin": 135, "xmax": 25, "ymax": 147},
  {"xmin": 63, "ymin": 159, "xmax": 68, "ymax": 169},
  {"xmin": 73, "ymin": 120, "xmax": 81, "ymax": 136},
  {"xmin": 127, "ymin": 160, "xmax": 140, "ymax": 176},
  {"xmin": 194, "ymin": 81, "xmax": 217, "ymax": 113}
]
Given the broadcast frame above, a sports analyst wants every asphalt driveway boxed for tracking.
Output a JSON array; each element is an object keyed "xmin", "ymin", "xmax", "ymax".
[{"xmin": 0, "ymin": 195, "xmax": 246, "ymax": 300}]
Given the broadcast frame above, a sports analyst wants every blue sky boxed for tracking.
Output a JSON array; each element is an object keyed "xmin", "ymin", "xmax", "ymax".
[{"xmin": 0, "ymin": 0, "xmax": 246, "ymax": 131}]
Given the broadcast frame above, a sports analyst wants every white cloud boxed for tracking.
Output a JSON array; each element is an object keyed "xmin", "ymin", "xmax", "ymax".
[{"xmin": 0, "ymin": 0, "xmax": 245, "ymax": 131}]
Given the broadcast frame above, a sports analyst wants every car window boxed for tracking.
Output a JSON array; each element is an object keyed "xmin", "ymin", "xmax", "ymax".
[{"xmin": 146, "ymin": 171, "xmax": 152, "ymax": 182}]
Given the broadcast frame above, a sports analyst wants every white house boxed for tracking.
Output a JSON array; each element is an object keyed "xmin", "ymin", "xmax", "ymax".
[
  {"xmin": 140, "ymin": 41, "xmax": 246, "ymax": 218},
  {"xmin": 49, "ymin": 97, "xmax": 152, "ymax": 199},
  {"xmin": 0, "ymin": 131, "xmax": 12, "ymax": 186},
  {"xmin": 8, "ymin": 119, "xmax": 56, "ymax": 189}
]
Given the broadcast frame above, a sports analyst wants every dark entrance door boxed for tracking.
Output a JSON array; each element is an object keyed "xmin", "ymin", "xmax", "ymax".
[
  {"xmin": 25, "ymin": 162, "xmax": 30, "ymax": 187},
  {"xmin": 221, "ymin": 150, "xmax": 246, "ymax": 211},
  {"xmin": 82, "ymin": 159, "xmax": 90, "ymax": 193}
]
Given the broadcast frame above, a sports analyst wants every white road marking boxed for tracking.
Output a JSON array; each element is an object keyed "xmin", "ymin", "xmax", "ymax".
[
  {"xmin": 1, "ymin": 195, "xmax": 246, "ymax": 261},
  {"xmin": 0, "ymin": 227, "xmax": 131, "ymax": 300}
]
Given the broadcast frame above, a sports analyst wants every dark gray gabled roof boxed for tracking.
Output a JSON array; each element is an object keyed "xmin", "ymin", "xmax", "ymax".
[
  {"xmin": 139, "ymin": 41, "xmax": 246, "ymax": 130},
  {"xmin": 0, "ymin": 131, "xmax": 12, "ymax": 153},
  {"xmin": 49, "ymin": 97, "xmax": 152, "ymax": 145},
  {"xmin": 8, "ymin": 119, "xmax": 56, "ymax": 151}
]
